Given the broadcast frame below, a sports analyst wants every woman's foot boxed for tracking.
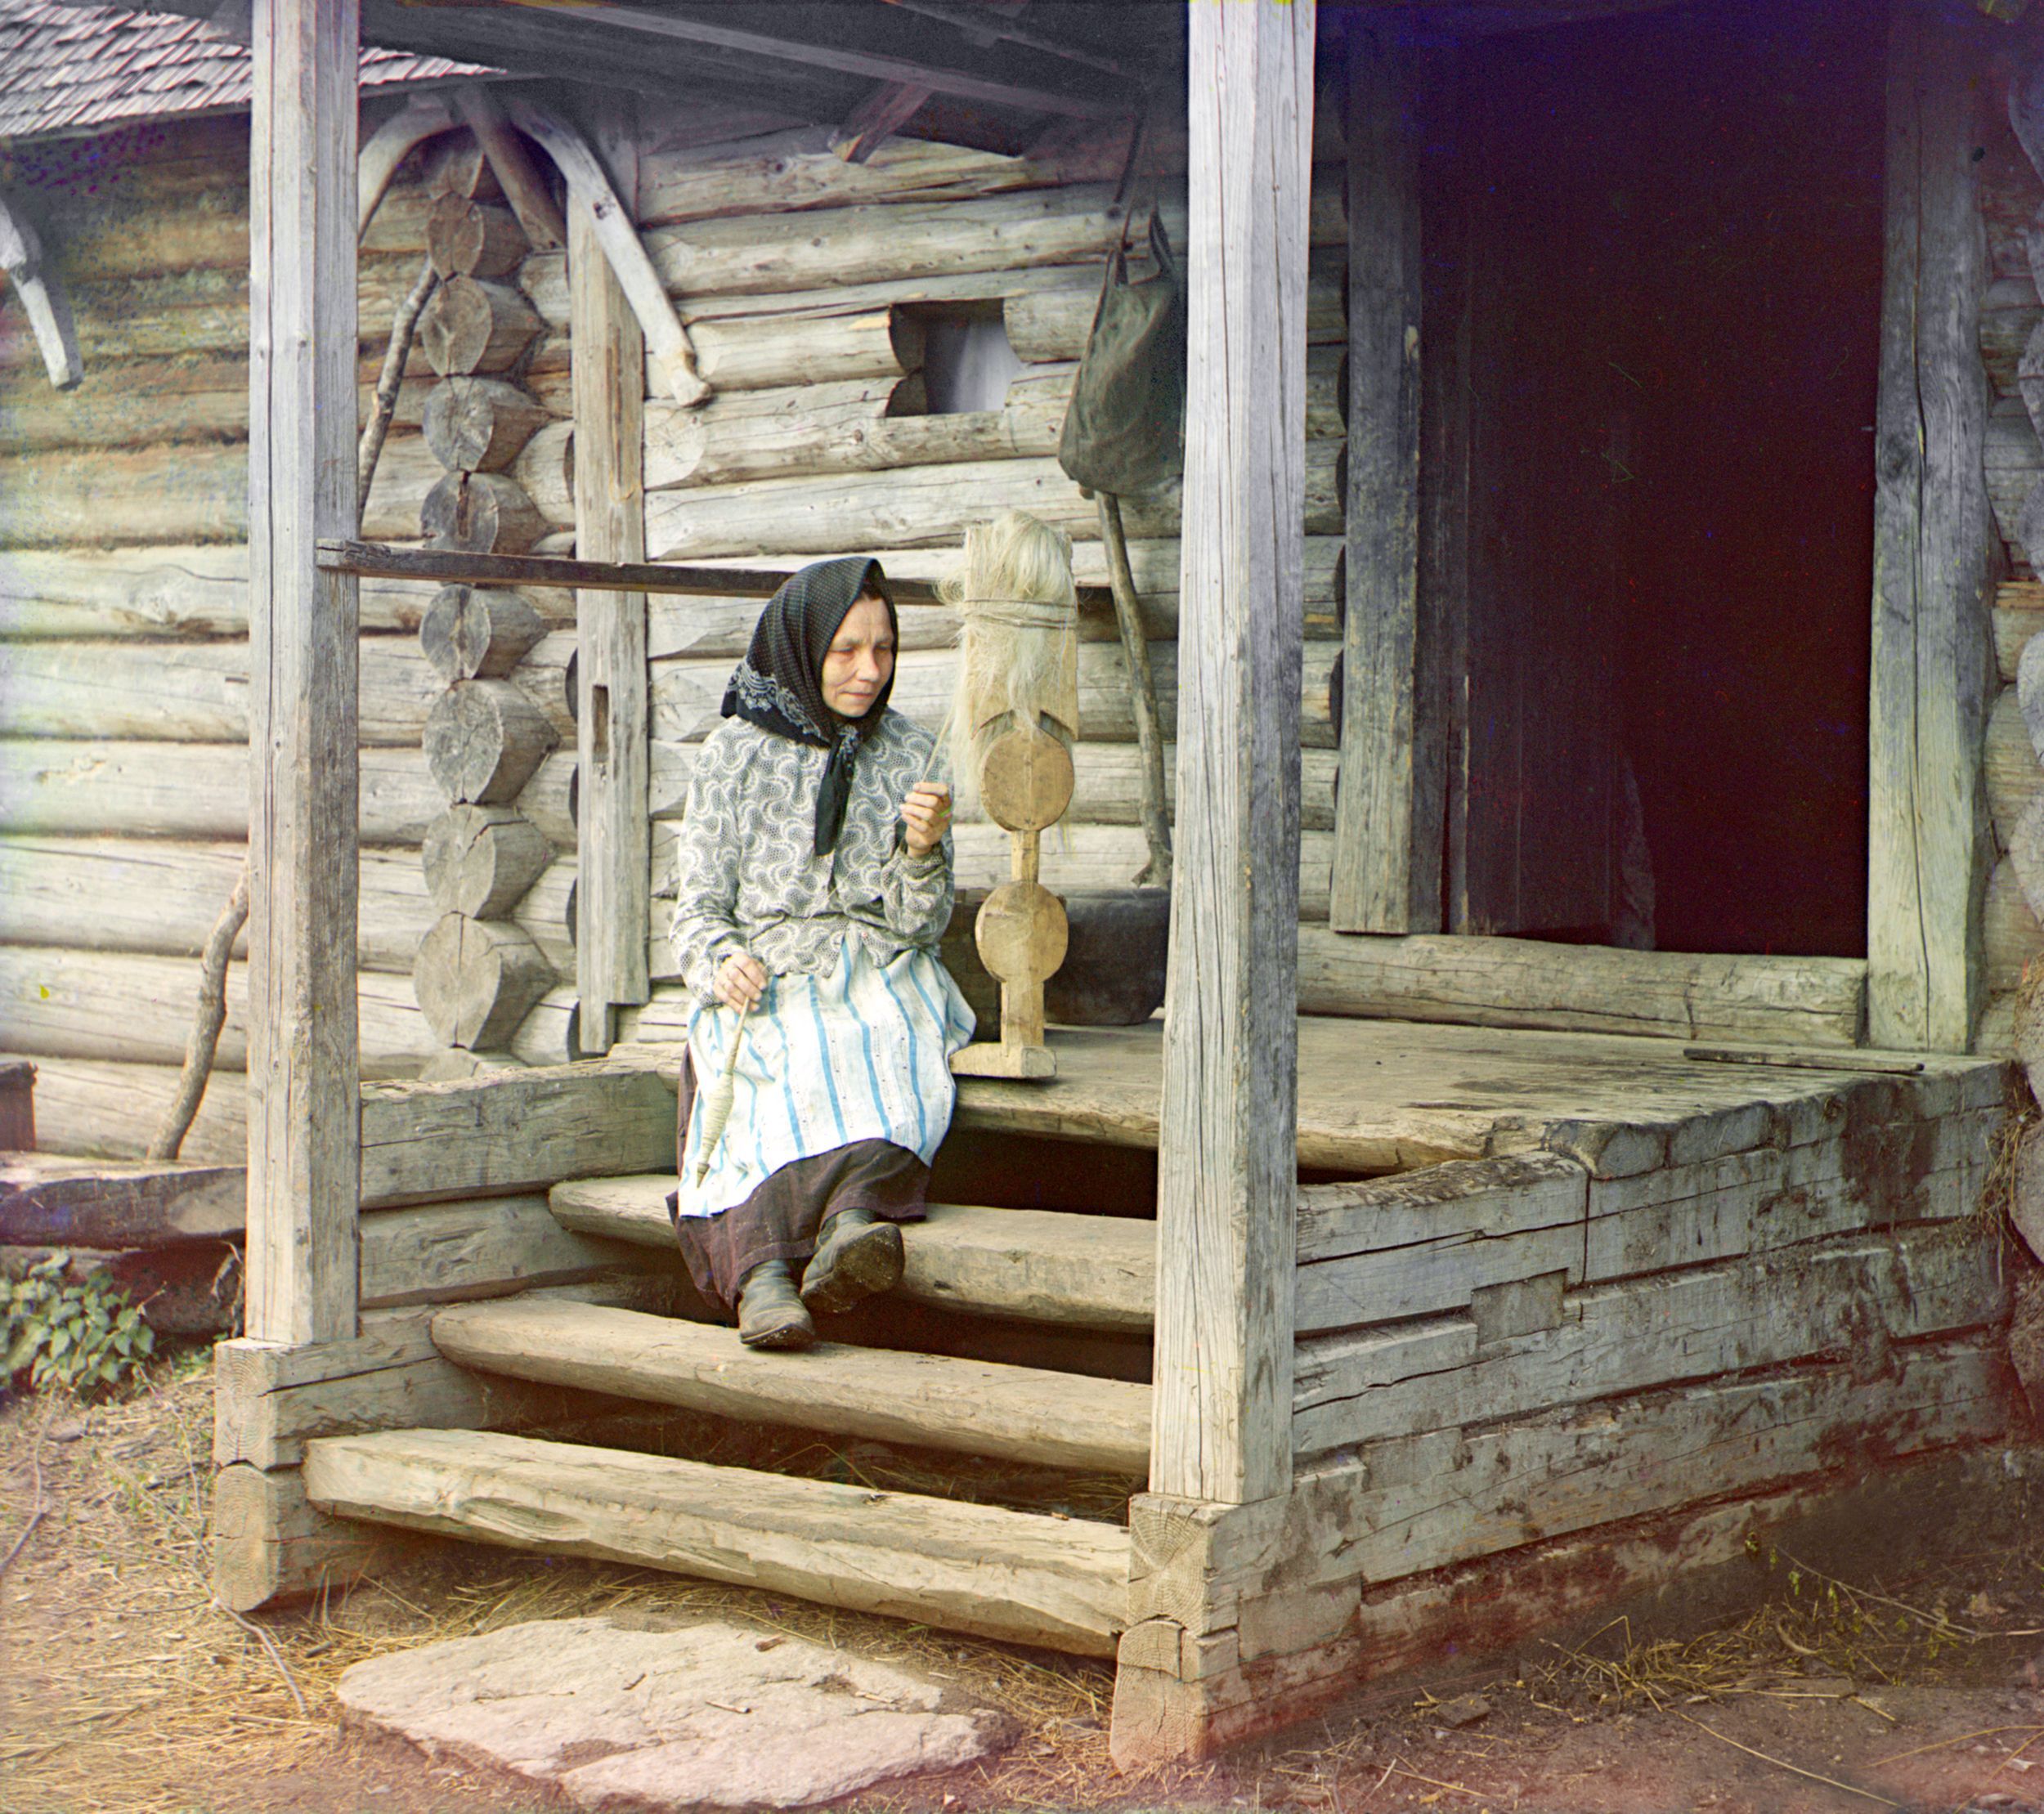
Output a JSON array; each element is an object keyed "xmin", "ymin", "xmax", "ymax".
[
  {"xmin": 737, "ymin": 1261, "xmax": 815, "ymax": 1350},
  {"xmin": 800, "ymin": 1206, "xmax": 903, "ymax": 1315}
]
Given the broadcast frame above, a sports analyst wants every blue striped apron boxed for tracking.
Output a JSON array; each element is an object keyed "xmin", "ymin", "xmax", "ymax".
[{"xmin": 673, "ymin": 937, "xmax": 976, "ymax": 1220}]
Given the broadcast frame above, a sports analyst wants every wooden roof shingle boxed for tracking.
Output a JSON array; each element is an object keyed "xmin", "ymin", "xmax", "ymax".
[{"xmin": 0, "ymin": 0, "xmax": 482, "ymax": 143}]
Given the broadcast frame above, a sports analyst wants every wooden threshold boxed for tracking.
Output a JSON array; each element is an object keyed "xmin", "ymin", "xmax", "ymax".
[
  {"xmin": 941, "ymin": 1017, "xmax": 2005, "ymax": 1176},
  {"xmin": 549, "ymin": 1178, "xmax": 1157, "ymax": 1332},
  {"xmin": 303, "ymin": 1427, "xmax": 1129, "ymax": 1656},
  {"xmin": 431, "ymin": 1296, "xmax": 1152, "ymax": 1474}
]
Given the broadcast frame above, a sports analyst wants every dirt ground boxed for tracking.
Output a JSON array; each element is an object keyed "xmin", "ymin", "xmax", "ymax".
[{"xmin": 7, "ymin": 1350, "xmax": 2044, "ymax": 1814}]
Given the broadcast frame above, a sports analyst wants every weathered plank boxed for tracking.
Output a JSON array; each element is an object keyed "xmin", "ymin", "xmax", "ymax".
[
  {"xmin": 244, "ymin": 0, "xmax": 360, "ymax": 1345},
  {"xmin": 1150, "ymin": 0, "xmax": 1316, "ymax": 1508},
  {"xmin": 358, "ymin": 1059, "xmax": 677, "ymax": 1207},
  {"xmin": 1114, "ymin": 1413, "xmax": 2013, "ymax": 1763},
  {"xmin": 0, "ymin": 545, "xmax": 529, "ymax": 639},
  {"xmin": 642, "ymin": 441, "xmax": 1343, "ymax": 565},
  {"xmin": 533, "ymin": 307, "xmax": 923, "ymax": 401},
  {"xmin": 0, "ymin": 633, "xmax": 572, "ymax": 747},
  {"xmin": 550, "ymin": 1176, "xmax": 1156, "ymax": 1332},
  {"xmin": 1331, "ymin": 29, "xmax": 1437, "ymax": 934},
  {"xmin": 1129, "ymin": 1335, "xmax": 2009, "ymax": 1663},
  {"xmin": 1293, "ymin": 1153, "xmax": 1589, "ymax": 1334},
  {"xmin": 1293, "ymin": 1220, "xmax": 2006, "ymax": 1453},
  {"xmin": 1580, "ymin": 1131, "xmax": 1993, "ymax": 1283},
  {"xmin": 213, "ymin": 1278, "xmax": 670, "ymax": 1470},
  {"xmin": 0, "ymin": 946, "xmax": 459, "ymax": 1077},
  {"xmin": 6, "ymin": 1055, "xmax": 247, "ymax": 1165},
  {"xmin": 213, "ymin": 1460, "xmax": 403, "ymax": 1613},
  {"xmin": 433, "ymin": 1297, "xmax": 1151, "ymax": 1474},
  {"xmin": 570, "ymin": 144, "xmax": 653, "ymax": 1055},
  {"xmin": 1867, "ymin": 1, "xmax": 1998, "ymax": 1050},
  {"xmin": 0, "ymin": 1153, "xmax": 244, "ymax": 1245},
  {"xmin": 1296, "ymin": 929, "xmax": 1867, "ymax": 1047},
  {"xmin": 0, "ymin": 839, "xmax": 570, "ymax": 979},
  {"xmin": 360, "ymin": 1194, "xmax": 648, "ymax": 1309},
  {"xmin": 303, "ymin": 1427, "xmax": 1131, "ymax": 1655}
]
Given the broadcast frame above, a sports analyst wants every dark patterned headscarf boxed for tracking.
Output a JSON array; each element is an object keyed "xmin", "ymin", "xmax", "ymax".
[{"xmin": 722, "ymin": 556, "xmax": 896, "ymax": 856}]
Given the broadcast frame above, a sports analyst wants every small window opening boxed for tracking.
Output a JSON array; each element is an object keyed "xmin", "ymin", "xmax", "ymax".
[{"xmin": 912, "ymin": 301, "xmax": 1023, "ymax": 416}]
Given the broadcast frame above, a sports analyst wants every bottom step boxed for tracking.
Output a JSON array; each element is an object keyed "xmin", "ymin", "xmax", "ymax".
[{"xmin": 303, "ymin": 1427, "xmax": 1130, "ymax": 1658}]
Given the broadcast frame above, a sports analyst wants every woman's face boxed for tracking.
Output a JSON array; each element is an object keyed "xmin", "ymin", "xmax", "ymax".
[{"xmin": 819, "ymin": 593, "xmax": 895, "ymax": 720}]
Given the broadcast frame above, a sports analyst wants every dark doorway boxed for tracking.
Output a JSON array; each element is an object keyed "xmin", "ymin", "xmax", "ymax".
[{"xmin": 1437, "ymin": 0, "xmax": 1885, "ymax": 956}]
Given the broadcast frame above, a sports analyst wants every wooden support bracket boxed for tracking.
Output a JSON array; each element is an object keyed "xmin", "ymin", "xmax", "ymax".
[
  {"xmin": 358, "ymin": 93, "xmax": 456, "ymax": 239},
  {"xmin": 0, "ymin": 189, "xmax": 83, "ymax": 390},
  {"xmin": 504, "ymin": 96, "xmax": 710, "ymax": 407}
]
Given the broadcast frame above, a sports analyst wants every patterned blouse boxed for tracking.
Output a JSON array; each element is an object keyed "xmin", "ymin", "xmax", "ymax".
[{"xmin": 667, "ymin": 711, "xmax": 953, "ymax": 1003}]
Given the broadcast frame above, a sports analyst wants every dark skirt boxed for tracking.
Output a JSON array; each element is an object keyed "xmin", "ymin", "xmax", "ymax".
[{"xmin": 665, "ymin": 1048, "xmax": 928, "ymax": 1316}]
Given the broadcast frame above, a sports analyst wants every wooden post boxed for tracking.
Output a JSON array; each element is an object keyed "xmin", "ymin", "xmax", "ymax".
[
  {"xmin": 1329, "ymin": 25, "xmax": 1438, "ymax": 933},
  {"xmin": 571, "ymin": 100, "xmax": 652, "ymax": 1054},
  {"xmin": 1150, "ymin": 0, "xmax": 1315, "ymax": 1508},
  {"xmin": 1867, "ymin": 0, "xmax": 1997, "ymax": 1052},
  {"xmin": 244, "ymin": 0, "xmax": 361, "ymax": 1345}
]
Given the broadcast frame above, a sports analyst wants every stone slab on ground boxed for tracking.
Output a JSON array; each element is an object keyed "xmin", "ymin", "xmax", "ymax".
[{"xmin": 336, "ymin": 1614, "xmax": 1013, "ymax": 1809}]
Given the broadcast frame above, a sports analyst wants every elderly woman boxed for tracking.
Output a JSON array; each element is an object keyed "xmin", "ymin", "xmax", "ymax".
[{"xmin": 667, "ymin": 555, "xmax": 975, "ymax": 1350}]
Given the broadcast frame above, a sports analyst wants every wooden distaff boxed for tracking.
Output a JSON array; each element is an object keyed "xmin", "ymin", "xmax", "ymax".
[
  {"xmin": 693, "ymin": 997, "xmax": 754, "ymax": 1187},
  {"xmin": 950, "ymin": 725, "xmax": 1073, "ymax": 1081}
]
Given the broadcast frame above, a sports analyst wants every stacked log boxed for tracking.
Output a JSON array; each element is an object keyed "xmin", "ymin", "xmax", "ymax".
[
  {"xmin": 410, "ymin": 136, "xmax": 563, "ymax": 1078},
  {"xmin": 1977, "ymin": 72, "xmax": 2044, "ymax": 1055},
  {"xmin": 0, "ymin": 117, "xmax": 581, "ymax": 1155}
]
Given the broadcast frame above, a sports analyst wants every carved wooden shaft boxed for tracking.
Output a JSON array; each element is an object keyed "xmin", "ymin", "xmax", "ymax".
[{"xmin": 965, "ymin": 725, "xmax": 1073, "ymax": 1068}]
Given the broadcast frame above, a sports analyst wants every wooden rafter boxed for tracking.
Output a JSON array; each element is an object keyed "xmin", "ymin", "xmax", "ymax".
[
  {"xmin": 494, "ymin": 0, "xmax": 1128, "ymax": 120},
  {"xmin": 831, "ymin": 80, "xmax": 935, "ymax": 163}
]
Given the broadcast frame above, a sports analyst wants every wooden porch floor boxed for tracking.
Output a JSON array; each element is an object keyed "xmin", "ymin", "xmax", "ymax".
[{"xmin": 948, "ymin": 1016, "xmax": 2006, "ymax": 1173}]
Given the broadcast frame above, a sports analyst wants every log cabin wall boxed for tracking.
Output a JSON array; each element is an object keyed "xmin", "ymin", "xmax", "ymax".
[
  {"xmin": 553, "ymin": 96, "xmax": 1351, "ymax": 1036},
  {"xmin": 0, "ymin": 113, "xmax": 580, "ymax": 1159},
  {"xmin": 1980, "ymin": 45, "xmax": 2044, "ymax": 1055}
]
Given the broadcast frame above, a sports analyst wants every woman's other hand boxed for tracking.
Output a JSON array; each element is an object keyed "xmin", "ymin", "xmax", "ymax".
[
  {"xmin": 901, "ymin": 782, "xmax": 953, "ymax": 857},
  {"xmin": 715, "ymin": 952, "xmax": 769, "ymax": 1012}
]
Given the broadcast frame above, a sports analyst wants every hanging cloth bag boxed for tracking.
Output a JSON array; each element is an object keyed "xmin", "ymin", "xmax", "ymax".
[{"xmin": 1057, "ymin": 207, "xmax": 1186, "ymax": 498}]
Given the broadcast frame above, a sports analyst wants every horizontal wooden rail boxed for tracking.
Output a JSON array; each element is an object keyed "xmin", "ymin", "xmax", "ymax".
[{"xmin": 316, "ymin": 538, "xmax": 1110, "ymax": 609}]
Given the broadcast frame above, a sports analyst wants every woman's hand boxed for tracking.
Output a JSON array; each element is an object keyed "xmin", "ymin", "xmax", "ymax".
[
  {"xmin": 715, "ymin": 952, "xmax": 768, "ymax": 1012},
  {"xmin": 901, "ymin": 781, "xmax": 953, "ymax": 857}
]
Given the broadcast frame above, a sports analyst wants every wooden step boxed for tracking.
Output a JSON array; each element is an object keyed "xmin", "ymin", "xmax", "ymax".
[
  {"xmin": 549, "ymin": 1176, "xmax": 1156, "ymax": 1333},
  {"xmin": 432, "ymin": 1296, "xmax": 1152, "ymax": 1475},
  {"xmin": 303, "ymin": 1427, "xmax": 1128, "ymax": 1656}
]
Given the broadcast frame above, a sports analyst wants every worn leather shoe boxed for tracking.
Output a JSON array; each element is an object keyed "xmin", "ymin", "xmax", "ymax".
[
  {"xmin": 799, "ymin": 1205, "xmax": 903, "ymax": 1315},
  {"xmin": 737, "ymin": 1260, "xmax": 815, "ymax": 1350}
]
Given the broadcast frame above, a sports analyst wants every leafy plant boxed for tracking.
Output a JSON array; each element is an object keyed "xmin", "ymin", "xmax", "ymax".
[{"xmin": 1, "ymin": 1254, "xmax": 155, "ymax": 1396}]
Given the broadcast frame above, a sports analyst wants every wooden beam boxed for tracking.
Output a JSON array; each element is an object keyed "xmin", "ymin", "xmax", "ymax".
[
  {"xmin": 1330, "ymin": 29, "xmax": 1437, "ymax": 933},
  {"xmin": 430, "ymin": 1296, "xmax": 1154, "ymax": 1473},
  {"xmin": 0, "ymin": 188, "xmax": 83, "ymax": 390},
  {"xmin": 831, "ymin": 82, "xmax": 935, "ymax": 164},
  {"xmin": 497, "ymin": 0, "xmax": 1128, "ymax": 122},
  {"xmin": 303, "ymin": 1427, "xmax": 1132, "ymax": 1655},
  {"xmin": 450, "ymin": 86, "xmax": 567, "ymax": 252},
  {"xmin": 504, "ymin": 97, "xmax": 709, "ymax": 406},
  {"xmin": 315, "ymin": 538, "xmax": 961, "ymax": 607},
  {"xmin": 1867, "ymin": 0, "xmax": 1998, "ymax": 1051},
  {"xmin": 357, "ymin": 1059, "xmax": 676, "ymax": 1208},
  {"xmin": 1152, "ymin": 0, "xmax": 1316, "ymax": 1507},
  {"xmin": 245, "ymin": 0, "xmax": 362, "ymax": 1346},
  {"xmin": 567, "ymin": 102, "xmax": 653, "ymax": 1055}
]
